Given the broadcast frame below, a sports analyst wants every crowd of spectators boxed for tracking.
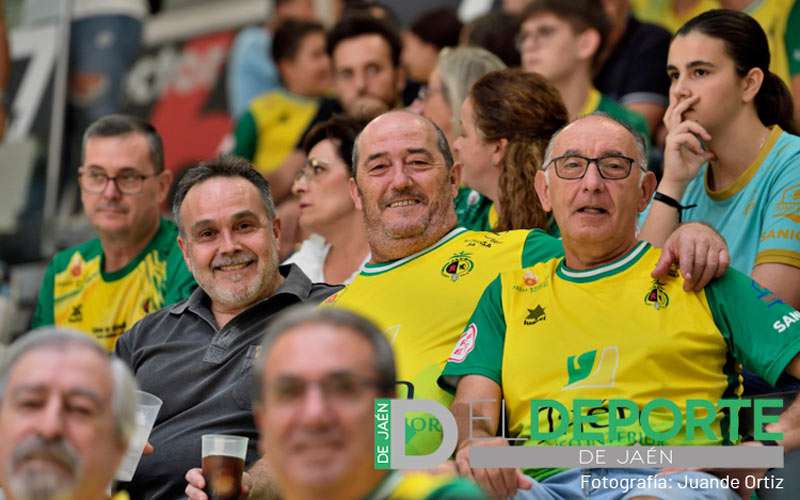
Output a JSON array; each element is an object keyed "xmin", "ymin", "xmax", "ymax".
[{"xmin": 3, "ymin": 1, "xmax": 800, "ymax": 499}]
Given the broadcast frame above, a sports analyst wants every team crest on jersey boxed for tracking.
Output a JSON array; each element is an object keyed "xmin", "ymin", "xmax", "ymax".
[
  {"xmin": 644, "ymin": 279, "xmax": 669, "ymax": 310},
  {"xmin": 524, "ymin": 305, "xmax": 546, "ymax": 326},
  {"xmin": 70, "ymin": 262, "xmax": 82, "ymax": 277},
  {"xmin": 773, "ymin": 183, "xmax": 800, "ymax": 223},
  {"xmin": 448, "ymin": 323, "xmax": 477, "ymax": 363},
  {"xmin": 441, "ymin": 252, "xmax": 474, "ymax": 281}
]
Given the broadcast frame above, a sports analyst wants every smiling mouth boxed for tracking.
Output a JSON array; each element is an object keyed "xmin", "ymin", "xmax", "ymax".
[
  {"xmin": 577, "ymin": 207, "xmax": 608, "ymax": 215},
  {"xmin": 386, "ymin": 199, "xmax": 422, "ymax": 208},
  {"xmin": 214, "ymin": 262, "xmax": 253, "ymax": 272}
]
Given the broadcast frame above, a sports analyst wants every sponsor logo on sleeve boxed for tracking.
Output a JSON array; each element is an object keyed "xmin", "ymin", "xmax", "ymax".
[{"xmin": 448, "ymin": 323, "xmax": 477, "ymax": 363}]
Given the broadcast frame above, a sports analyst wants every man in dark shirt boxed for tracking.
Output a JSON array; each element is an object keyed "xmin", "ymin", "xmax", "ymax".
[{"xmin": 115, "ymin": 156, "xmax": 341, "ymax": 500}]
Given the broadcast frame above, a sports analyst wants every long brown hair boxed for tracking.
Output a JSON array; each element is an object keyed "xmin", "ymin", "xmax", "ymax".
[{"xmin": 469, "ymin": 69, "xmax": 568, "ymax": 231}]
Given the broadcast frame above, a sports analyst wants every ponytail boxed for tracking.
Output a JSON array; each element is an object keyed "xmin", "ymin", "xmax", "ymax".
[{"xmin": 755, "ymin": 72, "xmax": 798, "ymax": 135}]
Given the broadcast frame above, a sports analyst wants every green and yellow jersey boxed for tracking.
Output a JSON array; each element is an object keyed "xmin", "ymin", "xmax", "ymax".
[
  {"xmin": 454, "ymin": 187, "xmax": 495, "ymax": 231},
  {"xmin": 326, "ymin": 227, "xmax": 563, "ymax": 454},
  {"xmin": 440, "ymin": 242, "xmax": 800, "ymax": 481},
  {"xmin": 232, "ymin": 90, "xmax": 319, "ymax": 176},
  {"xmin": 366, "ymin": 471, "xmax": 486, "ymax": 500},
  {"xmin": 32, "ymin": 219, "xmax": 196, "ymax": 351}
]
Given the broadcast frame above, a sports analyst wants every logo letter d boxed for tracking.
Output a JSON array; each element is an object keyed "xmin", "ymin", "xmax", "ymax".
[{"xmin": 384, "ymin": 400, "xmax": 458, "ymax": 469}]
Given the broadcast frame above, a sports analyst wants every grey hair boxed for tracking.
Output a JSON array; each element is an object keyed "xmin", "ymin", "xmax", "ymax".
[
  {"xmin": 83, "ymin": 114, "xmax": 165, "ymax": 174},
  {"xmin": 542, "ymin": 112, "xmax": 649, "ymax": 172},
  {"xmin": 436, "ymin": 46, "xmax": 506, "ymax": 135},
  {"xmin": 0, "ymin": 328, "xmax": 138, "ymax": 446},
  {"xmin": 351, "ymin": 111, "xmax": 454, "ymax": 177},
  {"xmin": 171, "ymin": 156, "xmax": 277, "ymax": 234},
  {"xmin": 252, "ymin": 305, "xmax": 396, "ymax": 403}
]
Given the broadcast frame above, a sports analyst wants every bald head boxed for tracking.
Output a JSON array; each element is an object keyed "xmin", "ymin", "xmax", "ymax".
[
  {"xmin": 544, "ymin": 113, "xmax": 648, "ymax": 171},
  {"xmin": 352, "ymin": 111, "xmax": 454, "ymax": 177}
]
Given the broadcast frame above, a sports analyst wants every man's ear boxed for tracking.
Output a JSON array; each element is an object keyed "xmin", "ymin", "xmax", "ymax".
[
  {"xmin": 349, "ymin": 177, "xmax": 363, "ymax": 210},
  {"xmin": 741, "ymin": 66, "xmax": 764, "ymax": 104},
  {"xmin": 638, "ymin": 170, "xmax": 658, "ymax": 212},
  {"xmin": 272, "ymin": 217, "xmax": 282, "ymax": 242},
  {"xmin": 576, "ymin": 28, "xmax": 601, "ymax": 62},
  {"xmin": 157, "ymin": 169, "xmax": 173, "ymax": 204},
  {"xmin": 449, "ymin": 162, "xmax": 462, "ymax": 198},
  {"xmin": 534, "ymin": 170, "xmax": 553, "ymax": 212},
  {"xmin": 177, "ymin": 234, "xmax": 193, "ymax": 273},
  {"xmin": 491, "ymin": 138, "xmax": 509, "ymax": 170}
]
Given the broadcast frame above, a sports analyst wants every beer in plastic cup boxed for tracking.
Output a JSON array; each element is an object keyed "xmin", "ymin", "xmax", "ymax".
[{"xmin": 201, "ymin": 434, "xmax": 248, "ymax": 500}]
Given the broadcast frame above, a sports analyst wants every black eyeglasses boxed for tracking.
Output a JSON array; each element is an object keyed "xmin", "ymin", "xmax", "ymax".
[
  {"xmin": 545, "ymin": 154, "xmax": 640, "ymax": 180},
  {"xmin": 79, "ymin": 168, "xmax": 157, "ymax": 194}
]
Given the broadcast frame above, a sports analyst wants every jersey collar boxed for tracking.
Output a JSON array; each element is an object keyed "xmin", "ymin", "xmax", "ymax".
[
  {"xmin": 361, "ymin": 227, "xmax": 467, "ymax": 275},
  {"xmin": 556, "ymin": 240, "xmax": 650, "ymax": 283}
]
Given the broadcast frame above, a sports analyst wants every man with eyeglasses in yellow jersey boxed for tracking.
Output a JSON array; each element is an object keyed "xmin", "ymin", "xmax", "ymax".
[{"xmin": 32, "ymin": 114, "xmax": 195, "ymax": 351}]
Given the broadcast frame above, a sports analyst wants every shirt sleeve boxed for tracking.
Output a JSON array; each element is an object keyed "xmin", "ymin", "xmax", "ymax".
[
  {"xmin": 31, "ymin": 260, "xmax": 56, "ymax": 328},
  {"xmin": 232, "ymin": 111, "xmax": 258, "ymax": 161},
  {"xmin": 704, "ymin": 269, "xmax": 800, "ymax": 386},
  {"xmin": 754, "ymin": 154, "xmax": 800, "ymax": 268},
  {"xmin": 438, "ymin": 276, "xmax": 507, "ymax": 393},
  {"xmin": 521, "ymin": 229, "xmax": 564, "ymax": 267},
  {"xmin": 786, "ymin": 0, "xmax": 800, "ymax": 76}
]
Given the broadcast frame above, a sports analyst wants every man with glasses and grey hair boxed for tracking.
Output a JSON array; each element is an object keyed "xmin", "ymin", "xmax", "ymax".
[
  {"xmin": 440, "ymin": 114, "xmax": 800, "ymax": 499},
  {"xmin": 32, "ymin": 114, "xmax": 195, "ymax": 352},
  {"xmin": 0, "ymin": 327, "xmax": 137, "ymax": 500}
]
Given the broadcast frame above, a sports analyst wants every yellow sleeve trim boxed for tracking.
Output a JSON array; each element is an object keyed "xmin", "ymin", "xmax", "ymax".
[{"xmin": 755, "ymin": 249, "xmax": 800, "ymax": 268}]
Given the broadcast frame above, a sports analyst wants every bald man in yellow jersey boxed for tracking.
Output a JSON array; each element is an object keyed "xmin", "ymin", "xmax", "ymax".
[{"xmin": 326, "ymin": 110, "xmax": 729, "ymax": 456}]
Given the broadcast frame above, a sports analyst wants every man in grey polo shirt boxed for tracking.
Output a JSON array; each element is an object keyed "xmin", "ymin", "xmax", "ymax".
[{"xmin": 114, "ymin": 156, "xmax": 341, "ymax": 500}]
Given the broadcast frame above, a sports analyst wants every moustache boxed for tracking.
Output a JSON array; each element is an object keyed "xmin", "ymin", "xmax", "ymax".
[
  {"xmin": 381, "ymin": 187, "xmax": 428, "ymax": 208},
  {"xmin": 11, "ymin": 435, "xmax": 81, "ymax": 475},
  {"xmin": 211, "ymin": 251, "xmax": 257, "ymax": 269}
]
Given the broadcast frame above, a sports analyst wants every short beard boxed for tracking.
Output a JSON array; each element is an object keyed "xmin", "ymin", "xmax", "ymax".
[{"xmin": 8, "ymin": 436, "xmax": 81, "ymax": 500}]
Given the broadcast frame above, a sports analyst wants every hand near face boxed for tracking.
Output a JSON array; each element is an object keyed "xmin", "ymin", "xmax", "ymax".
[{"xmin": 661, "ymin": 96, "xmax": 716, "ymax": 189}]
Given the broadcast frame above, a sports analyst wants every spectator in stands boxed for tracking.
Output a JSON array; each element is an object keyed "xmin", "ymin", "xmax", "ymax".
[
  {"xmin": 250, "ymin": 305, "xmax": 485, "ymax": 499},
  {"xmin": 641, "ymin": 9, "xmax": 799, "ymax": 308},
  {"xmin": 631, "ymin": 0, "xmax": 800, "ymax": 126},
  {"xmin": 453, "ymin": 69, "xmax": 568, "ymax": 232},
  {"xmin": 417, "ymin": 47, "xmax": 505, "ymax": 231},
  {"xmin": 401, "ymin": 7, "xmax": 462, "ymax": 86},
  {"xmin": 442, "ymin": 113, "xmax": 800, "ymax": 500},
  {"xmin": 232, "ymin": 19, "xmax": 331, "ymax": 203},
  {"xmin": 115, "ymin": 156, "xmax": 340, "ymax": 500},
  {"xmin": 518, "ymin": 0, "xmax": 650, "ymax": 145},
  {"xmin": 0, "ymin": 328, "xmax": 137, "ymax": 500},
  {"xmin": 595, "ymin": 0, "xmax": 672, "ymax": 137},
  {"xmin": 31, "ymin": 115, "xmax": 195, "ymax": 352},
  {"xmin": 226, "ymin": 0, "xmax": 316, "ymax": 120},
  {"xmin": 640, "ymin": 10, "xmax": 800, "ymax": 393},
  {"xmin": 328, "ymin": 110, "xmax": 730, "ymax": 456},
  {"xmin": 285, "ymin": 116, "xmax": 369, "ymax": 284},
  {"xmin": 460, "ymin": 10, "xmax": 521, "ymax": 68}
]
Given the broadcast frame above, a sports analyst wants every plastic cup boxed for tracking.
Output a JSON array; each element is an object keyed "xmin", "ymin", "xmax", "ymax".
[
  {"xmin": 115, "ymin": 390, "xmax": 163, "ymax": 481},
  {"xmin": 201, "ymin": 434, "xmax": 249, "ymax": 500}
]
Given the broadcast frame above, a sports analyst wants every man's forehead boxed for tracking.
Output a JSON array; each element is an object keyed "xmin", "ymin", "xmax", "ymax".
[
  {"xmin": 360, "ymin": 113, "xmax": 437, "ymax": 152},
  {"xmin": 181, "ymin": 177, "xmax": 267, "ymax": 219},
  {"xmin": 553, "ymin": 117, "xmax": 637, "ymax": 155},
  {"xmin": 264, "ymin": 324, "xmax": 374, "ymax": 375},
  {"xmin": 8, "ymin": 347, "xmax": 112, "ymax": 396},
  {"xmin": 334, "ymin": 34, "xmax": 392, "ymax": 64}
]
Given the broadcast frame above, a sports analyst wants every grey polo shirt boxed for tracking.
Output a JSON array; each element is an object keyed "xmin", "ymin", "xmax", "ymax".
[{"xmin": 115, "ymin": 264, "xmax": 341, "ymax": 500}]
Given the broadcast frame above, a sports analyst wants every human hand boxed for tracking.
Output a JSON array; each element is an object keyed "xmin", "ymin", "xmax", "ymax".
[
  {"xmin": 454, "ymin": 438, "xmax": 532, "ymax": 498},
  {"xmin": 184, "ymin": 468, "xmax": 251, "ymax": 500},
  {"xmin": 654, "ymin": 222, "xmax": 729, "ymax": 291}
]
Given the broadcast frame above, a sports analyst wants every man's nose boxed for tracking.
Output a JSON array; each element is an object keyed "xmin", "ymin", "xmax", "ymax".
[
  {"xmin": 36, "ymin": 399, "xmax": 66, "ymax": 439},
  {"xmin": 581, "ymin": 161, "xmax": 605, "ymax": 191},
  {"xmin": 219, "ymin": 229, "xmax": 242, "ymax": 253},
  {"xmin": 297, "ymin": 384, "xmax": 328, "ymax": 426},
  {"xmin": 102, "ymin": 176, "xmax": 123, "ymax": 199}
]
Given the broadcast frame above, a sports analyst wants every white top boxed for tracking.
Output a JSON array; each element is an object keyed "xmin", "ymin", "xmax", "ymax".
[{"xmin": 283, "ymin": 234, "xmax": 367, "ymax": 285}]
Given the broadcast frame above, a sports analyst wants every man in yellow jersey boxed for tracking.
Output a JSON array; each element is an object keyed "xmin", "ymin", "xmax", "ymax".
[
  {"xmin": 247, "ymin": 305, "xmax": 485, "ymax": 500},
  {"xmin": 327, "ymin": 110, "xmax": 728, "ymax": 456},
  {"xmin": 441, "ymin": 114, "xmax": 800, "ymax": 499},
  {"xmin": 32, "ymin": 114, "xmax": 196, "ymax": 351},
  {"xmin": 0, "ymin": 328, "xmax": 137, "ymax": 500}
]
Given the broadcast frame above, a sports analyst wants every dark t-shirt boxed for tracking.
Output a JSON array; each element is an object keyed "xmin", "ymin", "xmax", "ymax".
[
  {"xmin": 115, "ymin": 265, "xmax": 341, "ymax": 500},
  {"xmin": 595, "ymin": 15, "xmax": 671, "ymax": 108}
]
